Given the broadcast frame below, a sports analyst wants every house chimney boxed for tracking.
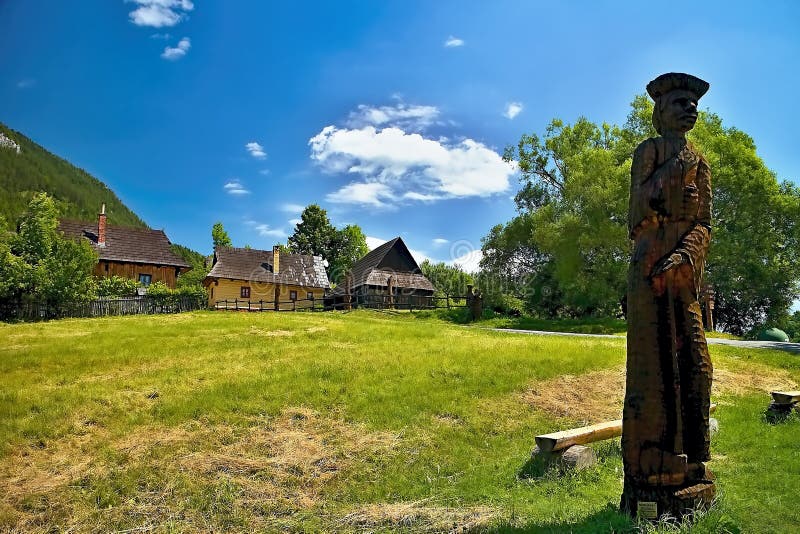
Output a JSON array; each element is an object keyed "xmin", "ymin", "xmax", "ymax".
[
  {"xmin": 272, "ymin": 245, "xmax": 280, "ymax": 274},
  {"xmin": 98, "ymin": 204, "xmax": 107, "ymax": 247}
]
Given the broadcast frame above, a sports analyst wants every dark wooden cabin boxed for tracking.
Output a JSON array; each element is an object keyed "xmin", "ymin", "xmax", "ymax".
[{"xmin": 329, "ymin": 236, "xmax": 435, "ymax": 309}]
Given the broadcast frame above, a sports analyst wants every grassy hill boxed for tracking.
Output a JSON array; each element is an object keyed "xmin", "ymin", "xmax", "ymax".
[
  {"xmin": 1, "ymin": 310, "xmax": 798, "ymax": 532},
  {"xmin": 0, "ymin": 122, "xmax": 145, "ymax": 230}
]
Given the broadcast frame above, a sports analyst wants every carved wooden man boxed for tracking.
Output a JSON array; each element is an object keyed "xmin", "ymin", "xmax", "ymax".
[{"xmin": 621, "ymin": 73, "xmax": 715, "ymax": 517}]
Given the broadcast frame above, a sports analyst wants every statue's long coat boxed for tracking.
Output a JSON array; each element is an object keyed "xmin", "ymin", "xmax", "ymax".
[{"xmin": 622, "ymin": 135, "xmax": 713, "ymax": 485}]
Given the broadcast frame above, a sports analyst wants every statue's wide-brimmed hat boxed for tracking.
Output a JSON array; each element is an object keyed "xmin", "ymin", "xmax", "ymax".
[{"xmin": 647, "ymin": 73, "xmax": 709, "ymax": 100}]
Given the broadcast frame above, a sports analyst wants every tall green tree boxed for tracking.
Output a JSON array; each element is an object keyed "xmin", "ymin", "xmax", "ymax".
[
  {"xmin": 2, "ymin": 193, "xmax": 97, "ymax": 305},
  {"xmin": 287, "ymin": 205, "xmax": 369, "ymax": 282},
  {"xmin": 211, "ymin": 221, "xmax": 233, "ymax": 249},
  {"xmin": 488, "ymin": 96, "xmax": 800, "ymax": 332},
  {"xmin": 496, "ymin": 117, "xmax": 630, "ymax": 316},
  {"xmin": 288, "ymin": 204, "xmax": 335, "ymax": 257},
  {"xmin": 171, "ymin": 243, "xmax": 210, "ymax": 289},
  {"xmin": 328, "ymin": 224, "xmax": 369, "ymax": 283},
  {"xmin": 420, "ymin": 260, "xmax": 474, "ymax": 299}
]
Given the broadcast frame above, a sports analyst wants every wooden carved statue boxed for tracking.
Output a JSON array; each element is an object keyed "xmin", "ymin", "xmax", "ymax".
[{"xmin": 621, "ymin": 73, "xmax": 715, "ymax": 518}]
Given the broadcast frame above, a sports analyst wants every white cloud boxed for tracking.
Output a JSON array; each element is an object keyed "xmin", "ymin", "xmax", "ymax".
[
  {"xmin": 310, "ymin": 124, "xmax": 515, "ymax": 208},
  {"xmin": 325, "ymin": 182, "xmax": 393, "ymax": 208},
  {"xmin": 16, "ymin": 79, "xmax": 35, "ymax": 89},
  {"xmin": 288, "ymin": 218, "xmax": 302, "ymax": 226},
  {"xmin": 150, "ymin": 32, "xmax": 172, "ymax": 39},
  {"xmin": 128, "ymin": 0, "xmax": 194, "ymax": 28},
  {"xmin": 503, "ymin": 102, "xmax": 523, "ymax": 120},
  {"xmin": 281, "ymin": 203, "xmax": 305, "ymax": 214},
  {"xmin": 366, "ymin": 236, "xmax": 386, "ymax": 250},
  {"xmin": 432, "ymin": 238, "xmax": 449, "ymax": 247},
  {"xmin": 245, "ymin": 141, "xmax": 267, "ymax": 159},
  {"xmin": 244, "ymin": 219, "xmax": 287, "ymax": 239},
  {"xmin": 448, "ymin": 249, "xmax": 482, "ymax": 273},
  {"xmin": 224, "ymin": 180, "xmax": 250, "ymax": 195},
  {"xmin": 161, "ymin": 37, "xmax": 191, "ymax": 60},
  {"xmin": 347, "ymin": 103, "xmax": 440, "ymax": 132},
  {"xmin": 444, "ymin": 36, "xmax": 465, "ymax": 48},
  {"xmin": 259, "ymin": 168, "xmax": 271, "ymax": 175},
  {"xmin": 254, "ymin": 224, "xmax": 287, "ymax": 238},
  {"xmin": 402, "ymin": 191, "xmax": 442, "ymax": 202}
]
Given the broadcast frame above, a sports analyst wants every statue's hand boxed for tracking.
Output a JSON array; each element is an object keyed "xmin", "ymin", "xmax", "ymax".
[{"xmin": 650, "ymin": 252, "xmax": 687, "ymax": 278}]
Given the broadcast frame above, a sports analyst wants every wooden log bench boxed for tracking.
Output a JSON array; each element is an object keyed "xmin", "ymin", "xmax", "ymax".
[
  {"xmin": 532, "ymin": 404, "xmax": 718, "ymax": 470},
  {"xmin": 767, "ymin": 390, "xmax": 800, "ymax": 420}
]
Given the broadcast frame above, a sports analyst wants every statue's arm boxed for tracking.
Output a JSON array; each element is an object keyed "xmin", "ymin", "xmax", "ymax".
[
  {"xmin": 674, "ymin": 157, "xmax": 712, "ymax": 261},
  {"xmin": 628, "ymin": 139, "xmax": 657, "ymax": 238},
  {"xmin": 650, "ymin": 158, "xmax": 712, "ymax": 278}
]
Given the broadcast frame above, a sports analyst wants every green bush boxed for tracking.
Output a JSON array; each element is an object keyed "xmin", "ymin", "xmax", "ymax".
[
  {"xmin": 146, "ymin": 281, "xmax": 207, "ymax": 307},
  {"xmin": 96, "ymin": 276, "xmax": 139, "ymax": 297}
]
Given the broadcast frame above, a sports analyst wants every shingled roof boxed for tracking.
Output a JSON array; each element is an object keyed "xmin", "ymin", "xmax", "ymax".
[
  {"xmin": 337, "ymin": 236, "xmax": 434, "ymax": 293},
  {"xmin": 58, "ymin": 219, "xmax": 190, "ymax": 268},
  {"xmin": 206, "ymin": 247, "xmax": 330, "ymax": 288}
]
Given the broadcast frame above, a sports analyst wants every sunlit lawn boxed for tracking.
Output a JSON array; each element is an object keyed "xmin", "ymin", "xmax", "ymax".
[{"xmin": 0, "ymin": 310, "xmax": 797, "ymax": 532}]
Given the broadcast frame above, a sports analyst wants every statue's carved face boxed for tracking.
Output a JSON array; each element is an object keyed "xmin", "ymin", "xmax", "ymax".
[{"xmin": 659, "ymin": 89, "xmax": 699, "ymax": 134}]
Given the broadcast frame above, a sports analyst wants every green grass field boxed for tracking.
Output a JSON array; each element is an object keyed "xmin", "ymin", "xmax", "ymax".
[{"xmin": 0, "ymin": 310, "xmax": 798, "ymax": 532}]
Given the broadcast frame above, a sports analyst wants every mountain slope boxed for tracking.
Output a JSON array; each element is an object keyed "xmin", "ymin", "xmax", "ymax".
[{"xmin": 0, "ymin": 122, "xmax": 146, "ymax": 229}]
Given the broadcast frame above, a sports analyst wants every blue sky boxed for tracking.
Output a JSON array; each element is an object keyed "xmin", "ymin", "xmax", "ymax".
[{"xmin": 1, "ymin": 0, "xmax": 799, "ymax": 274}]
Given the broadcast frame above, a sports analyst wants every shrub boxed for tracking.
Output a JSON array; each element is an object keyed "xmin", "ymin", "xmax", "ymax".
[{"xmin": 96, "ymin": 276, "xmax": 139, "ymax": 297}]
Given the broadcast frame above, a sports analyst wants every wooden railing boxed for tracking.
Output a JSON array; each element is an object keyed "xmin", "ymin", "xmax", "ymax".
[
  {"xmin": 214, "ymin": 294, "xmax": 469, "ymax": 312},
  {"xmin": 0, "ymin": 295, "xmax": 206, "ymax": 321}
]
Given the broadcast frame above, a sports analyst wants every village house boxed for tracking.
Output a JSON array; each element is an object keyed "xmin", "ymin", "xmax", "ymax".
[
  {"xmin": 58, "ymin": 205, "xmax": 190, "ymax": 289},
  {"xmin": 329, "ymin": 236, "xmax": 435, "ymax": 309},
  {"xmin": 203, "ymin": 246, "xmax": 330, "ymax": 309}
]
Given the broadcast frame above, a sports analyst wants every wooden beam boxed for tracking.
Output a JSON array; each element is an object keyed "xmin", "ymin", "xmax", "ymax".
[
  {"xmin": 535, "ymin": 420, "xmax": 620, "ymax": 453},
  {"xmin": 534, "ymin": 404, "xmax": 718, "ymax": 453},
  {"xmin": 771, "ymin": 391, "xmax": 800, "ymax": 405}
]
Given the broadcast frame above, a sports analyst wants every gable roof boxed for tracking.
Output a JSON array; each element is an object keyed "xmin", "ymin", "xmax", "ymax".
[
  {"xmin": 206, "ymin": 247, "xmax": 330, "ymax": 288},
  {"xmin": 344, "ymin": 236, "xmax": 434, "ymax": 291},
  {"xmin": 58, "ymin": 219, "xmax": 190, "ymax": 268}
]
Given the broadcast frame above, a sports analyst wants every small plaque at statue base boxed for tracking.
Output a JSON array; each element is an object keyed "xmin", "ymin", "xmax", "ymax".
[
  {"xmin": 621, "ymin": 480, "xmax": 716, "ymax": 521},
  {"xmin": 637, "ymin": 501, "xmax": 657, "ymax": 520}
]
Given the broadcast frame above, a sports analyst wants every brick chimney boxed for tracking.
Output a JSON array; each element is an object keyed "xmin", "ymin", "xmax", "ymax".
[
  {"xmin": 98, "ymin": 204, "xmax": 107, "ymax": 247},
  {"xmin": 272, "ymin": 245, "xmax": 280, "ymax": 274}
]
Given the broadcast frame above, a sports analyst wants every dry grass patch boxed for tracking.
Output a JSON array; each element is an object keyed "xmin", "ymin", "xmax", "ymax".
[
  {"xmin": 520, "ymin": 362, "xmax": 797, "ymax": 425},
  {"xmin": 521, "ymin": 367, "xmax": 625, "ymax": 425},
  {"xmin": 712, "ymin": 366, "xmax": 796, "ymax": 396},
  {"xmin": 0, "ymin": 430, "xmax": 108, "ymax": 499},
  {"xmin": 340, "ymin": 500, "xmax": 497, "ymax": 532},
  {"xmin": 0, "ymin": 408, "xmax": 399, "ymax": 531},
  {"xmin": 245, "ymin": 326, "xmax": 295, "ymax": 337}
]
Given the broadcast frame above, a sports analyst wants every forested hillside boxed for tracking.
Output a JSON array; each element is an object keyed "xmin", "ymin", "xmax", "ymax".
[{"xmin": 0, "ymin": 122, "xmax": 146, "ymax": 230}]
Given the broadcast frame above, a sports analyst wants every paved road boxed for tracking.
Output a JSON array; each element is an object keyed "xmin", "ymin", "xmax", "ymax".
[{"xmin": 489, "ymin": 328, "xmax": 800, "ymax": 354}]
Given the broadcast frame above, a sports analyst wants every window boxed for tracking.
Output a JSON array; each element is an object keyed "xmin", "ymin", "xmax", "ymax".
[
  {"xmin": 289, "ymin": 290, "xmax": 297, "ymax": 301},
  {"xmin": 138, "ymin": 274, "xmax": 152, "ymax": 286},
  {"xmin": 307, "ymin": 291, "xmax": 314, "ymax": 300},
  {"xmin": 241, "ymin": 286, "xmax": 250, "ymax": 298}
]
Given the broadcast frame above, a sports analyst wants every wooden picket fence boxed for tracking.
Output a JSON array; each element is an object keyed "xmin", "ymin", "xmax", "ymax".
[
  {"xmin": 214, "ymin": 294, "xmax": 470, "ymax": 312},
  {"xmin": 0, "ymin": 295, "xmax": 206, "ymax": 321}
]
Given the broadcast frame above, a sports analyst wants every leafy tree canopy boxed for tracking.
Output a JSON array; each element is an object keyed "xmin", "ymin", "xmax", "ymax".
[
  {"xmin": 1, "ymin": 193, "xmax": 98, "ymax": 305},
  {"xmin": 287, "ymin": 205, "xmax": 369, "ymax": 282},
  {"xmin": 420, "ymin": 260, "xmax": 474, "ymax": 299},
  {"xmin": 485, "ymin": 95, "xmax": 800, "ymax": 334},
  {"xmin": 211, "ymin": 221, "xmax": 233, "ymax": 249}
]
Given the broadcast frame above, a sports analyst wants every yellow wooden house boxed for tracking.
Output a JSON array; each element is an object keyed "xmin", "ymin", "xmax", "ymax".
[{"xmin": 203, "ymin": 246, "xmax": 330, "ymax": 309}]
